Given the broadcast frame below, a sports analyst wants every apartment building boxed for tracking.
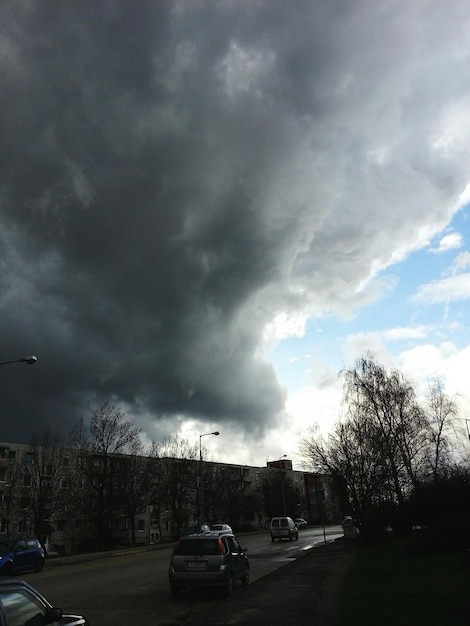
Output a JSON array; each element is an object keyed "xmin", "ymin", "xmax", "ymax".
[{"xmin": 0, "ymin": 441, "xmax": 341, "ymax": 553}]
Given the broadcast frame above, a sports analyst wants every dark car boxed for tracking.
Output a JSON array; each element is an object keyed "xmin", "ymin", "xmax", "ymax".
[
  {"xmin": 0, "ymin": 577, "xmax": 90, "ymax": 625},
  {"xmin": 183, "ymin": 524, "xmax": 211, "ymax": 536},
  {"xmin": 294, "ymin": 518, "xmax": 308, "ymax": 529},
  {"xmin": 0, "ymin": 538, "xmax": 45, "ymax": 576},
  {"xmin": 169, "ymin": 533, "xmax": 249, "ymax": 598}
]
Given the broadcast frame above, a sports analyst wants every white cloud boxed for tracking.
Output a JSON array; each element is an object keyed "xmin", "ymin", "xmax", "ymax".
[
  {"xmin": 430, "ymin": 232, "xmax": 462, "ymax": 254},
  {"xmin": 413, "ymin": 273, "xmax": 470, "ymax": 304}
]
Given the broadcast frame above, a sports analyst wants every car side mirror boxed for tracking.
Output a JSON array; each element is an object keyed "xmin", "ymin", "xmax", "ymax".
[{"xmin": 43, "ymin": 608, "xmax": 62, "ymax": 624}]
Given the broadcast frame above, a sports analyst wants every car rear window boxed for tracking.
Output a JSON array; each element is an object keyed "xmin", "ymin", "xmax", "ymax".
[{"xmin": 174, "ymin": 539, "xmax": 222, "ymax": 556}]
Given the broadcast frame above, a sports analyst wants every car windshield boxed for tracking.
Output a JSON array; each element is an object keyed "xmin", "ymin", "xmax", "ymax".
[{"xmin": 174, "ymin": 539, "xmax": 221, "ymax": 556}]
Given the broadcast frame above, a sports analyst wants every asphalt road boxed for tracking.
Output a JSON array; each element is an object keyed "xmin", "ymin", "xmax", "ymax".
[{"xmin": 21, "ymin": 525, "xmax": 344, "ymax": 625}]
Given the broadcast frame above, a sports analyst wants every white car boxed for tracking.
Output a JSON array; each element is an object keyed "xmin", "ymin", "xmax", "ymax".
[
  {"xmin": 210, "ymin": 523, "xmax": 233, "ymax": 535},
  {"xmin": 270, "ymin": 516, "xmax": 299, "ymax": 541}
]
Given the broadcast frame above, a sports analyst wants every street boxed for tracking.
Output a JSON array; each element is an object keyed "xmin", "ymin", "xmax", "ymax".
[{"xmin": 21, "ymin": 525, "xmax": 343, "ymax": 625}]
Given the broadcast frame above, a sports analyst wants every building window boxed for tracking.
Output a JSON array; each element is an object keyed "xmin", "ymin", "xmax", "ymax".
[
  {"xmin": 23, "ymin": 475, "xmax": 32, "ymax": 488},
  {"xmin": 137, "ymin": 519, "xmax": 145, "ymax": 532},
  {"xmin": 25, "ymin": 453, "xmax": 34, "ymax": 465}
]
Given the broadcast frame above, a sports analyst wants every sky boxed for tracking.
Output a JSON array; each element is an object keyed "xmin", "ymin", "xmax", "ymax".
[{"xmin": 2, "ymin": 1, "xmax": 470, "ymax": 468}]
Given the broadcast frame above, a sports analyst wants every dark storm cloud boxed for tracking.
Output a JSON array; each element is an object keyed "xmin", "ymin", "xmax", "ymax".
[{"xmin": 1, "ymin": 1, "xmax": 470, "ymax": 447}]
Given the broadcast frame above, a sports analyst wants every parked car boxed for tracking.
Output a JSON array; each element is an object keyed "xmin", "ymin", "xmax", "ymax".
[
  {"xmin": 210, "ymin": 523, "xmax": 232, "ymax": 535},
  {"xmin": 183, "ymin": 524, "xmax": 211, "ymax": 536},
  {"xmin": 270, "ymin": 516, "xmax": 299, "ymax": 541},
  {"xmin": 294, "ymin": 518, "xmax": 308, "ymax": 529},
  {"xmin": 0, "ymin": 538, "xmax": 45, "ymax": 576},
  {"xmin": 169, "ymin": 532, "xmax": 249, "ymax": 598},
  {"xmin": 0, "ymin": 577, "xmax": 90, "ymax": 625}
]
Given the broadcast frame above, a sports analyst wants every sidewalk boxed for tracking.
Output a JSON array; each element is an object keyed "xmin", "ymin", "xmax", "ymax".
[{"xmin": 185, "ymin": 537, "xmax": 357, "ymax": 626}]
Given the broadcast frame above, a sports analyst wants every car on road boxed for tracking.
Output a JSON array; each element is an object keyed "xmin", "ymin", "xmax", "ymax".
[
  {"xmin": 270, "ymin": 516, "xmax": 299, "ymax": 541},
  {"xmin": 210, "ymin": 523, "xmax": 232, "ymax": 535},
  {"xmin": 183, "ymin": 524, "xmax": 211, "ymax": 536},
  {"xmin": 0, "ymin": 538, "xmax": 45, "ymax": 576},
  {"xmin": 0, "ymin": 577, "xmax": 90, "ymax": 625},
  {"xmin": 169, "ymin": 532, "xmax": 249, "ymax": 598},
  {"xmin": 294, "ymin": 518, "xmax": 308, "ymax": 529}
]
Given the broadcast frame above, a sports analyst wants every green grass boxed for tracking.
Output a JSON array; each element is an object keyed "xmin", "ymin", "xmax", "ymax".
[{"xmin": 339, "ymin": 538, "xmax": 470, "ymax": 625}]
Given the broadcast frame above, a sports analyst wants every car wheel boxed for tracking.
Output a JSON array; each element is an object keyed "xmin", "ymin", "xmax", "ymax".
[
  {"xmin": 170, "ymin": 585, "xmax": 182, "ymax": 600},
  {"xmin": 225, "ymin": 575, "xmax": 234, "ymax": 597}
]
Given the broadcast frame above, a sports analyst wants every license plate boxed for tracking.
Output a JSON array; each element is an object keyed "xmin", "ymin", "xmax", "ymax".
[{"xmin": 187, "ymin": 561, "xmax": 206, "ymax": 570}]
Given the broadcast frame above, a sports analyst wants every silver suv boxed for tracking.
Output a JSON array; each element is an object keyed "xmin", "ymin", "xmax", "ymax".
[{"xmin": 168, "ymin": 533, "xmax": 249, "ymax": 598}]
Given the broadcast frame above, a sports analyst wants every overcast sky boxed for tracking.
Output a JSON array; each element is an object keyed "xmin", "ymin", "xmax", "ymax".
[{"xmin": 2, "ymin": 1, "xmax": 470, "ymax": 467}]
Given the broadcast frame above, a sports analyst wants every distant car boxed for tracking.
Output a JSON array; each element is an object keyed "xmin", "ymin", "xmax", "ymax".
[
  {"xmin": 0, "ymin": 576, "xmax": 90, "ymax": 625},
  {"xmin": 294, "ymin": 518, "xmax": 308, "ymax": 529},
  {"xmin": 270, "ymin": 516, "xmax": 299, "ymax": 541},
  {"xmin": 210, "ymin": 523, "xmax": 232, "ymax": 535},
  {"xmin": 169, "ymin": 533, "xmax": 249, "ymax": 598},
  {"xmin": 0, "ymin": 538, "xmax": 45, "ymax": 576},
  {"xmin": 183, "ymin": 524, "xmax": 211, "ymax": 536}
]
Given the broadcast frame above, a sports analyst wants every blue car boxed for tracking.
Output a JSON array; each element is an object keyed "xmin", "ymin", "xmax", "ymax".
[{"xmin": 0, "ymin": 538, "xmax": 45, "ymax": 576}]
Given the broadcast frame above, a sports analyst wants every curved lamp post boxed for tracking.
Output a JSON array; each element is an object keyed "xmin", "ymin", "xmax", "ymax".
[
  {"xmin": 199, "ymin": 431, "xmax": 220, "ymax": 524},
  {"xmin": 0, "ymin": 355, "xmax": 38, "ymax": 366}
]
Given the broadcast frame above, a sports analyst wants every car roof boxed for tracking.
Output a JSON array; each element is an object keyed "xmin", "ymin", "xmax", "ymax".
[{"xmin": 179, "ymin": 532, "xmax": 234, "ymax": 540}]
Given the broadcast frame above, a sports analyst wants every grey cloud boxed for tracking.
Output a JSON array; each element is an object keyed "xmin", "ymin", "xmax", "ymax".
[{"xmin": 1, "ymin": 1, "xmax": 470, "ymax": 446}]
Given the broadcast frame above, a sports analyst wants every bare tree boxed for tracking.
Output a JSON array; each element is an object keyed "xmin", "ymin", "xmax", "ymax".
[
  {"xmin": 69, "ymin": 403, "xmax": 141, "ymax": 550},
  {"xmin": 425, "ymin": 378, "xmax": 459, "ymax": 481},
  {"xmin": 300, "ymin": 356, "xmax": 442, "ymax": 536},
  {"xmin": 27, "ymin": 430, "xmax": 68, "ymax": 545},
  {"xmin": 342, "ymin": 356, "xmax": 428, "ymax": 513},
  {"xmin": 151, "ymin": 436, "xmax": 198, "ymax": 538},
  {"xmin": 117, "ymin": 439, "xmax": 154, "ymax": 546}
]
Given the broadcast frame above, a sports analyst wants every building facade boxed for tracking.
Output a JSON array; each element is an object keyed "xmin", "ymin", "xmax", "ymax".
[{"xmin": 0, "ymin": 441, "xmax": 342, "ymax": 553}]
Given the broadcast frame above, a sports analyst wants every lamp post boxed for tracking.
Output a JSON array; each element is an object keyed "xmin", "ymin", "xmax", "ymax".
[
  {"xmin": 0, "ymin": 356, "xmax": 37, "ymax": 366},
  {"xmin": 278, "ymin": 454, "xmax": 287, "ymax": 516},
  {"xmin": 199, "ymin": 431, "xmax": 220, "ymax": 524}
]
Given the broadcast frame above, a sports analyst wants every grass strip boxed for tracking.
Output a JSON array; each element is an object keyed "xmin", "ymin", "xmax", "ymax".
[{"xmin": 339, "ymin": 538, "xmax": 469, "ymax": 625}]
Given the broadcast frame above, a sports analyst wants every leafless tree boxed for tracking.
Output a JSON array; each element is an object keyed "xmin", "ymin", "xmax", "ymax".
[
  {"xmin": 27, "ymin": 429, "xmax": 68, "ymax": 543},
  {"xmin": 424, "ymin": 378, "xmax": 459, "ymax": 481},
  {"xmin": 117, "ymin": 438, "xmax": 154, "ymax": 546},
  {"xmin": 69, "ymin": 403, "xmax": 141, "ymax": 549},
  {"xmin": 151, "ymin": 436, "xmax": 198, "ymax": 538}
]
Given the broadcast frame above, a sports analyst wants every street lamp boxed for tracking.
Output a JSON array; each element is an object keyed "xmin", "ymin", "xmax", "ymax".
[
  {"xmin": 199, "ymin": 431, "xmax": 220, "ymax": 524},
  {"xmin": 0, "ymin": 355, "xmax": 38, "ymax": 366},
  {"xmin": 278, "ymin": 455, "xmax": 287, "ymax": 516}
]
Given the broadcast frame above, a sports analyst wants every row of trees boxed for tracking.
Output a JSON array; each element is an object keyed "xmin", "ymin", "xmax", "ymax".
[
  {"xmin": 300, "ymin": 355, "xmax": 470, "ymax": 538},
  {"xmin": 3, "ymin": 404, "xmax": 305, "ymax": 551}
]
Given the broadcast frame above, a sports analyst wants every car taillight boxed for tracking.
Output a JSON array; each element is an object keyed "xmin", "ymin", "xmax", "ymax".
[{"xmin": 217, "ymin": 538, "xmax": 224, "ymax": 555}]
